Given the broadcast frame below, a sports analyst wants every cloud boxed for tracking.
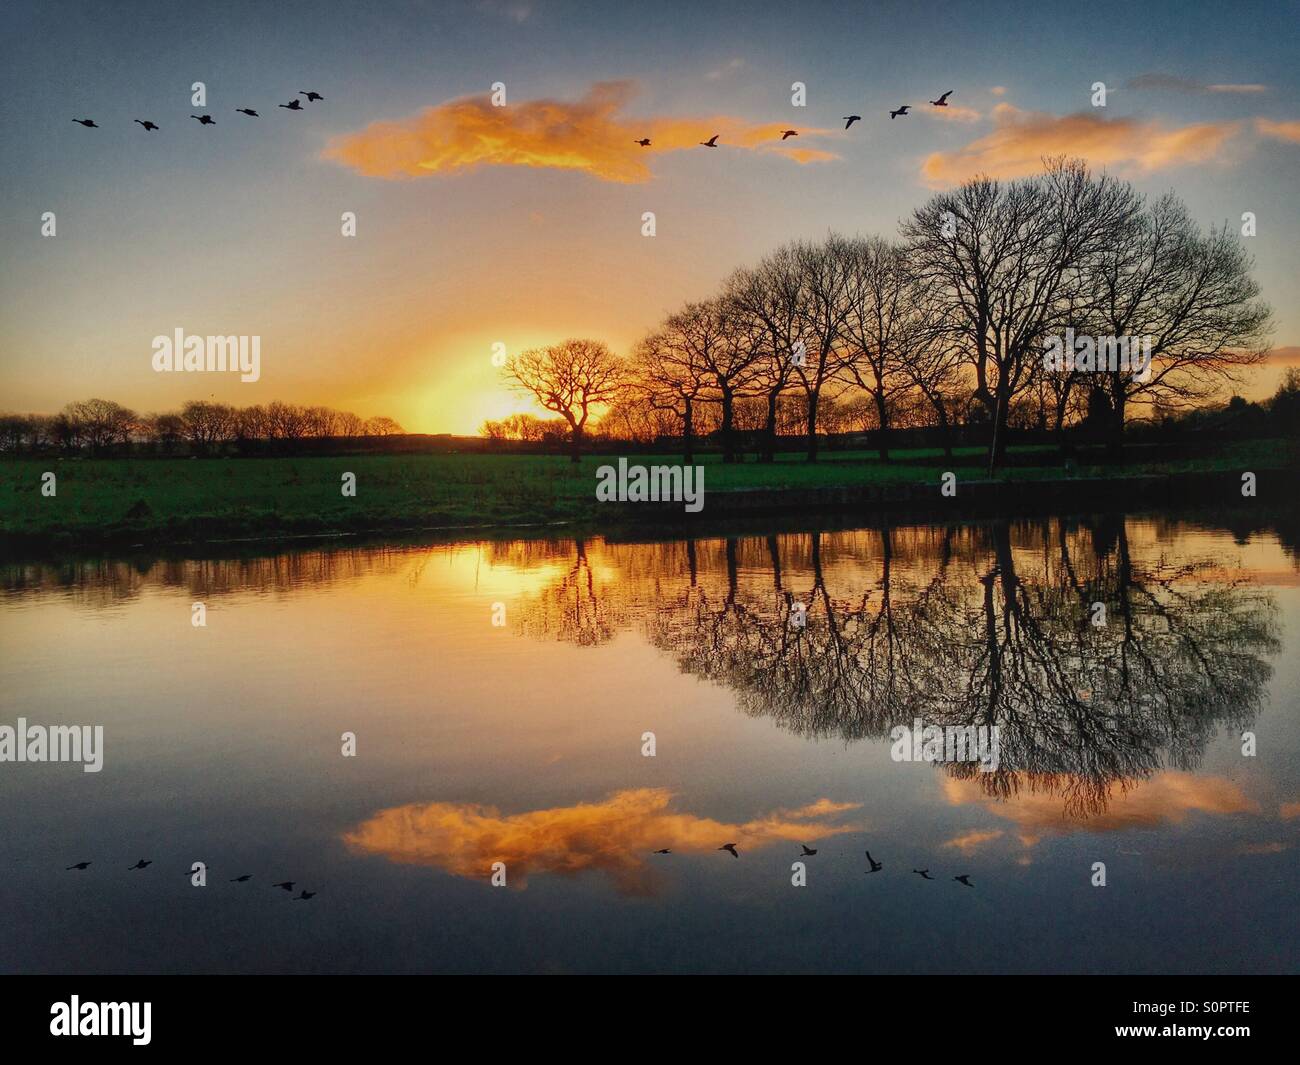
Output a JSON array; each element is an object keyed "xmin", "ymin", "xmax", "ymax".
[
  {"xmin": 921, "ymin": 104, "xmax": 982, "ymax": 124},
  {"xmin": 920, "ymin": 104, "xmax": 1245, "ymax": 186},
  {"xmin": 989, "ymin": 86, "xmax": 1008, "ymax": 97},
  {"xmin": 1256, "ymin": 118, "xmax": 1300, "ymax": 144},
  {"xmin": 943, "ymin": 829, "xmax": 1004, "ymax": 853},
  {"xmin": 324, "ymin": 81, "xmax": 838, "ymax": 183},
  {"xmin": 1126, "ymin": 74, "xmax": 1267, "ymax": 95},
  {"xmin": 1265, "ymin": 346, "xmax": 1300, "ymax": 367},
  {"xmin": 706, "ymin": 58, "xmax": 745, "ymax": 80},
  {"xmin": 343, "ymin": 787, "xmax": 861, "ymax": 894},
  {"xmin": 943, "ymin": 771, "xmax": 1259, "ymax": 847}
]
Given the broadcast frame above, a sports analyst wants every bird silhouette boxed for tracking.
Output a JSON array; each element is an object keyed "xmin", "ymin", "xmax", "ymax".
[
  {"xmin": 229, "ymin": 875, "xmax": 252, "ymax": 882},
  {"xmin": 866, "ymin": 851, "xmax": 883, "ymax": 873},
  {"xmin": 66, "ymin": 861, "xmax": 91, "ymax": 870},
  {"xmin": 954, "ymin": 874, "xmax": 974, "ymax": 887},
  {"xmin": 780, "ymin": 129, "xmax": 798, "ymax": 140},
  {"xmin": 652, "ymin": 848, "xmax": 671, "ymax": 854},
  {"xmin": 890, "ymin": 106, "xmax": 911, "ymax": 119},
  {"xmin": 293, "ymin": 890, "xmax": 316, "ymax": 900},
  {"xmin": 913, "ymin": 868, "xmax": 934, "ymax": 879},
  {"xmin": 279, "ymin": 99, "xmax": 303, "ymax": 111},
  {"xmin": 134, "ymin": 120, "xmax": 159, "ymax": 131},
  {"xmin": 930, "ymin": 91, "xmax": 953, "ymax": 107},
  {"xmin": 800, "ymin": 845, "xmax": 817, "ymax": 856},
  {"xmin": 298, "ymin": 91, "xmax": 324, "ymax": 102},
  {"xmin": 128, "ymin": 859, "xmax": 152, "ymax": 870},
  {"xmin": 272, "ymin": 881, "xmax": 295, "ymax": 891},
  {"xmin": 635, "ymin": 138, "xmax": 651, "ymax": 147},
  {"xmin": 843, "ymin": 115, "xmax": 861, "ymax": 129},
  {"xmin": 191, "ymin": 115, "xmax": 215, "ymax": 125},
  {"xmin": 235, "ymin": 108, "xmax": 259, "ymax": 117},
  {"xmin": 719, "ymin": 843, "xmax": 739, "ymax": 858},
  {"xmin": 699, "ymin": 134, "xmax": 719, "ymax": 147},
  {"xmin": 72, "ymin": 119, "xmax": 98, "ymax": 128}
]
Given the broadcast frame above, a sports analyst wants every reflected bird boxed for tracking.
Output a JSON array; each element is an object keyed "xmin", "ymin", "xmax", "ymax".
[
  {"xmin": 72, "ymin": 118, "xmax": 98, "ymax": 128},
  {"xmin": 954, "ymin": 875, "xmax": 974, "ymax": 887},
  {"xmin": 134, "ymin": 119, "xmax": 159, "ymax": 131},
  {"xmin": 230, "ymin": 875, "xmax": 252, "ymax": 882},
  {"xmin": 293, "ymin": 890, "xmax": 316, "ymax": 900},
  {"xmin": 866, "ymin": 851, "xmax": 883, "ymax": 873},
  {"xmin": 699, "ymin": 134, "xmax": 719, "ymax": 147},
  {"xmin": 652, "ymin": 848, "xmax": 671, "ymax": 854},
  {"xmin": 635, "ymin": 138, "xmax": 651, "ymax": 146},
  {"xmin": 913, "ymin": 868, "xmax": 934, "ymax": 879},
  {"xmin": 128, "ymin": 859, "xmax": 152, "ymax": 870},
  {"xmin": 719, "ymin": 843, "xmax": 739, "ymax": 858},
  {"xmin": 272, "ymin": 880, "xmax": 295, "ymax": 891},
  {"xmin": 843, "ymin": 115, "xmax": 861, "ymax": 129},
  {"xmin": 66, "ymin": 861, "xmax": 91, "ymax": 871}
]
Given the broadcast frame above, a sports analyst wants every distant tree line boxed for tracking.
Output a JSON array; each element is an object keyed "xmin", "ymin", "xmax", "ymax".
[
  {"xmin": 0, "ymin": 398, "xmax": 404, "ymax": 456},
  {"xmin": 495, "ymin": 158, "xmax": 1275, "ymax": 467}
]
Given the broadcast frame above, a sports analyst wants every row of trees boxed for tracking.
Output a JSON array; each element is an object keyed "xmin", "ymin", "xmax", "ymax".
[
  {"xmin": 0, "ymin": 398, "xmax": 404, "ymax": 456},
  {"xmin": 499, "ymin": 158, "xmax": 1273, "ymax": 466}
]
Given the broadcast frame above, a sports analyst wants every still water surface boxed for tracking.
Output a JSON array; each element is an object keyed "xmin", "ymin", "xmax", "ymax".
[{"xmin": 2, "ymin": 511, "xmax": 1297, "ymax": 973}]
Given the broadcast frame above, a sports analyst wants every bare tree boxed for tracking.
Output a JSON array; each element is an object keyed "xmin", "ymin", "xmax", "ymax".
[
  {"xmin": 504, "ymin": 339, "xmax": 625, "ymax": 462},
  {"xmin": 630, "ymin": 327, "xmax": 709, "ymax": 461},
  {"xmin": 792, "ymin": 235, "xmax": 854, "ymax": 462}
]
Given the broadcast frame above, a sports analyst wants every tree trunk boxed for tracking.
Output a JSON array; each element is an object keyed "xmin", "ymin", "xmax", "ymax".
[
  {"xmin": 682, "ymin": 398, "xmax": 694, "ymax": 464},
  {"xmin": 805, "ymin": 389, "xmax": 820, "ymax": 463},
  {"xmin": 762, "ymin": 389, "xmax": 779, "ymax": 463},
  {"xmin": 720, "ymin": 385, "xmax": 735, "ymax": 464},
  {"xmin": 569, "ymin": 422, "xmax": 583, "ymax": 464},
  {"xmin": 873, "ymin": 388, "xmax": 890, "ymax": 462}
]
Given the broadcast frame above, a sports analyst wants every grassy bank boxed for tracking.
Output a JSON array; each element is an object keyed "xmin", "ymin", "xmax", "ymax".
[{"xmin": 1, "ymin": 440, "xmax": 1293, "ymax": 551}]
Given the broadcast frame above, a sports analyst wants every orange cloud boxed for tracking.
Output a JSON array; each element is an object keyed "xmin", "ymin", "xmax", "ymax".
[
  {"xmin": 323, "ymin": 80, "xmax": 838, "ymax": 184},
  {"xmin": 943, "ymin": 771, "xmax": 1259, "ymax": 847},
  {"xmin": 343, "ymin": 787, "xmax": 861, "ymax": 894},
  {"xmin": 1280, "ymin": 801, "xmax": 1300, "ymax": 820},
  {"xmin": 920, "ymin": 104, "xmax": 1244, "ymax": 186},
  {"xmin": 1265, "ymin": 346, "xmax": 1300, "ymax": 367},
  {"xmin": 1126, "ymin": 74, "xmax": 1267, "ymax": 95},
  {"xmin": 1256, "ymin": 118, "xmax": 1300, "ymax": 144},
  {"xmin": 943, "ymin": 828, "xmax": 1004, "ymax": 853}
]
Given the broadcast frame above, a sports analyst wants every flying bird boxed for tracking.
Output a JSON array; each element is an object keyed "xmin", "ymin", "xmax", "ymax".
[
  {"xmin": 133, "ymin": 119, "xmax": 159, "ymax": 131},
  {"xmin": 652, "ymin": 848, "xmax": 671, "ymax": 854},
  {"xmin": 843, "ymin": 115, "xmax": 861, "ymax": 129},
  {"xmin": 293, "ymin": 890, "xmax": 316, "ymax": 900},
  {"xmin": 128, "ymin": 859, "xmax": 152, "ymax": 870},
  {"xmin": 66, "ymin": 861, "xmax": 91, "ymax": 870},
  {"xmin": 866, "ymin": 851, "xmax": 883, "ymax": 873},
  {"xmin": 229, "ymin": 875, "xmax": 252, "ymax": 882},
  {"xmin": 800, "ymin": 845, "xmax": 817, "ymax": 856},
  {"xmin": 930, "ymin": 91, "xmax": 954, "ymax": 107},
  {"xmin": 272, "ymin": 881, "xmax": 295, "ymax": 891},
  {"xmin": 635, "ymin": 138, "xmax": 651, "ymax": 147},
  {"xmin": 191, "ymin": 115, "xmax": 215, "ymax": 125},
  {"xmin": 780, "ymin": 129, "xmax": 798, "ymax": 140},
  {"xmin": 954, "ymin": 875, "xmax": 974, "ymax": 887},
  {"xmin": 719, "ymin": 843, "xmax": 739, "ymax": 858},
  {"xmin": 235, "ymin": 108, "xmax": 259, "ymax": 117},
  {"xmin": 699, "ymin": 134, "xmax": 719, "ymax": 147},
  {"xmin": 298, "ymin": 91, "xmax": 324, "ymax": 102},
  {"xmin": 890, "ymin": 106, "xmax": 911, "ymax": 119},
  {"xmin": 72, "ymin": 119, "xmax": 98, "ymax": 128},
  {"xmin": 279, "ymin": 99, "xmax": 303, "ymax": 111},
  {"xmin": 913, "ymin": 868, "xmax": 934, "ymax": 879}
]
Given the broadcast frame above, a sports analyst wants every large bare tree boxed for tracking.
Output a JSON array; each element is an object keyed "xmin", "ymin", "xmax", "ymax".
[{"xmin": 504, "ymin": 339, "xmax": 625, "ymax": 462}]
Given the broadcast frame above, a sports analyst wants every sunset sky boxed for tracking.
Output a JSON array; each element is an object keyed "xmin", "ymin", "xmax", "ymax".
[{"xmin": 2, "ymin": 0, "xmax": 1298, "ymax": 434}]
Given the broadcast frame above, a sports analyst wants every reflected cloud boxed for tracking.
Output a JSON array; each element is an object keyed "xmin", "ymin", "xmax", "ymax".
[
  {"xmin": 343, "ymin": 787, "xmax": 860, "ymax": 894},
  {"xmin": 942, "ymin": 771, "xmax": 1260, "ymax": 847}
]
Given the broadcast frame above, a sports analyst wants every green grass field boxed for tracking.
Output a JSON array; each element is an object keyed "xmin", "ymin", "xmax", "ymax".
[{"xmin": 0, "ymin": 439, "xmax": 1291, "ymax": 549}]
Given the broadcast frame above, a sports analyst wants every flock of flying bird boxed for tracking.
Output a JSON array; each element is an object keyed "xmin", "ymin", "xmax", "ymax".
[
  {"xmin": 652, "ymin": 844, "xmax": 976, "ymax": 886},
  {"xmin": 644, "ymin": 89, "xmax": 956, "ymax": 149},
  {"xmin": 63, "ymin": 859, "xmax": 317, "ymax": 900},
  {"xmin": 72, "ymin": 90, "xmax": 325, "ymax": 130}
]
